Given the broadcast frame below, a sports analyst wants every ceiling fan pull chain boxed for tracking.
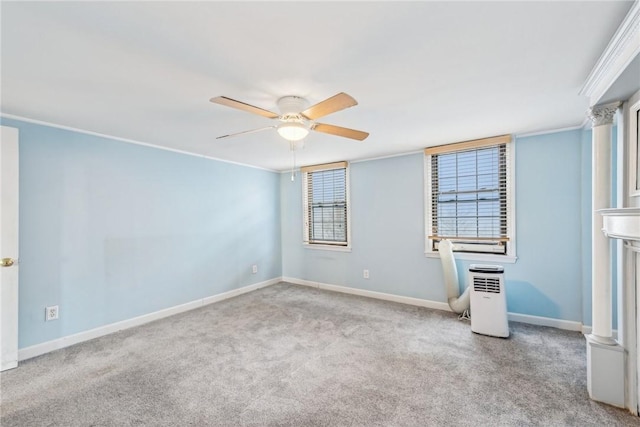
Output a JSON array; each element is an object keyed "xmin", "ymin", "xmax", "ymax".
[{"xmin": 290, "ymin": 141, "xmax": 296, "ymax": 182}]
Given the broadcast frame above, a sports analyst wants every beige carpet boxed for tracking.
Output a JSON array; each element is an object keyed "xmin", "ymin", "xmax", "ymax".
[{"xmin": 1, "ymin": 282, "xmax": 637, "ymax": 426}]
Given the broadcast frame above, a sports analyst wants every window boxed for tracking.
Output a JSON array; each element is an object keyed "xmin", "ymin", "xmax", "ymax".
[
  {"xmin": 425, "ymin": 135, "xmax": 515, "ymax": 258},
  {"xmin": 302, "ymin": 161, "xmax": 350, "ymax": 247}
]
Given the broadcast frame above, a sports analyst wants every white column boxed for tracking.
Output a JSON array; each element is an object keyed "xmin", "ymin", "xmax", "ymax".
[
  {"xmin": 585, "ymin": 102, "xmax": 625, "ymax": 409},
  {"xmin": 588, "ymin": 102, "xmax": 619, "ymax": 345}
]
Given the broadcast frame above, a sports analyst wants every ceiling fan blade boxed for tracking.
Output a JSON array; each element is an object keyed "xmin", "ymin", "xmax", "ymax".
[
  {"xmin": 312, "ymin": 123, "xmax": 369, "ymax": 141},
  {"xmin": 300, "ymin": 92, "xmax": 358, "ymax": 120},
  {"xmin": 210, "ymin": 96, "xmax": 280, "ymax": 119},
  {"xmin": 216, "ymin": 126, "xmax": 276, "ymax": 140}
]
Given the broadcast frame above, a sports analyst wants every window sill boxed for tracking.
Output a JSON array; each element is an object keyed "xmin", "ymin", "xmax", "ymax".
[
  {"xmin": 304, "ymin": 243, "xmax": 352, "ymax": 253},
  {"xmin": 425, "ymin": 251, "xmax": 517, "ymax": 264}
]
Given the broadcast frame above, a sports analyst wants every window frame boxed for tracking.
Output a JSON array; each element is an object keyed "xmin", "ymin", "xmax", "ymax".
[
  {"xmin": 628, "ymin": 92, "xmax": 640, "ymax": 197},
  {"xmin": 424, "ymin": 136, "xmax": 517, "ymax": 263},
  {"xmin": 302, "ymin": 161, "xmax": 352, "ymax": 252}
]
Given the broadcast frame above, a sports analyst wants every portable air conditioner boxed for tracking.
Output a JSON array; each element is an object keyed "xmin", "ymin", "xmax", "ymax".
[{"xmin": 469, "ymin": 264, "xmax": 509, "ymax": 338}]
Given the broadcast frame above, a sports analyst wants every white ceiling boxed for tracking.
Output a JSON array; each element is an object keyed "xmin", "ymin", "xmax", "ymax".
[{"xmin": 0, "ymin": 1, "xmax": 634, "ymax": 171}]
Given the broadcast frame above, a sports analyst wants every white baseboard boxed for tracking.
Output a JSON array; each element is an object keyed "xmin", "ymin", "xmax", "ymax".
[
  {"xmin": 18, "ymin": 277, "xmax": 282, "ymax": 362},
  {"xmin": 507, "ymin": 312, "xmax": 583, "ymax": 332},
  {"xmin": 19, "ymin": 277, "xmax": 592, "ymax": 362},
  {"xmin": 282, "ymin": 276, "xmax": 585, "ymax": 333},
  {"xmin": 283, "ymin": 277, "xmax": 452, "ymax": 312}
]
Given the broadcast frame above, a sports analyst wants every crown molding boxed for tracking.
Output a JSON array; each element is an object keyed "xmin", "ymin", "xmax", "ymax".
[
  {"xmin": 515, "ymin": 124, "xmax": 585, "ymax": 138},
  {"xmin": 580, "ymin": 1, "xmax": 640, "ymax": 105},
  {"xmin": 0, "ymin": 113, "xmax": 279, "ymax": 173}
]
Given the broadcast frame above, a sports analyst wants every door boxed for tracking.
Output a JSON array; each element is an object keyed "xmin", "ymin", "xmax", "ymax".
[{"xmin": 1, "ymin": 125, "xmax": 19, "ymax": 371}]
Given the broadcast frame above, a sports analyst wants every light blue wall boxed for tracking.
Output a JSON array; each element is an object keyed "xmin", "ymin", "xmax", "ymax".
[
  {"xmin": 496, "ymin": 130, "xmax": 584, "ymax": 321},
  {"xmin": 4, "ymin": 114, "xmax": 616, "ymax": 348},
  {"xmin": 1, "ymin": 118, "xmax": 282, "ymax": 349},
  {"xmin": 282, "ymin": 154, "xmax": 447, "ymax": 302},
  {"xmin": 282, "ymin": 129, "xmax": 588, "ymax": 323}
]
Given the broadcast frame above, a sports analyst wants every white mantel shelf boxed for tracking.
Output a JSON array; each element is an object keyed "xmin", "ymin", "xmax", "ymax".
[{"xmin": 599, "ymin": 208, "xmax": 640, "ymax": 242}]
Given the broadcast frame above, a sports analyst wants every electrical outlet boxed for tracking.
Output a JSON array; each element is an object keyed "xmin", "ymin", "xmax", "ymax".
[
  {"xmin": 363, "ymin": 269, "xmax": 369, "ymax": 279},
  {"xmin": 252, "ymin": 264, "xmax": 258, "ymax": 274},
  {"xmin": 45, "ymin": 305, "xmax": 59, "ymax": 321}
]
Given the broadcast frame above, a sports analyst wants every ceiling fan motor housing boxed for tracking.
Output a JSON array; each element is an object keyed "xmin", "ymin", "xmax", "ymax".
[{"xmin": 277, "ymin": 96, "xmax": 309, "ymax": 115}]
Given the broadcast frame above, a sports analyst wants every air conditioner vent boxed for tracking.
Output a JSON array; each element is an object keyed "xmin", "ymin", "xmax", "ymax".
[{"xmin": 473, "ymin": 276, "xmax": 501, "ymax": 293}]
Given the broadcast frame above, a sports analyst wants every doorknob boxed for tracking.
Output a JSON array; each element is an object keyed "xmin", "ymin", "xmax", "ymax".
[{"xmin": 1, "ymin": 258, "xmax": 16, "ymax": 267}]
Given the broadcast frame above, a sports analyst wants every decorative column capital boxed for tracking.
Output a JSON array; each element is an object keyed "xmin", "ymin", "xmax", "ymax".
[{"xmin": 588, "ymin": 101, "xmax": 621, "ymax": 127}]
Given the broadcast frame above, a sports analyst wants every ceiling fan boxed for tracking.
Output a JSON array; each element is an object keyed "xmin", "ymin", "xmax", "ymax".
[{"xmin": 210, "ymin": 92, "xmax": 369, "ymax": 142}]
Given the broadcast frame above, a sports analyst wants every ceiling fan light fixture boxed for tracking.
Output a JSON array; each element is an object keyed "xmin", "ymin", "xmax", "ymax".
[{"xmin": 277, "ymin": 122, "xmax": 309, "ymax": 141}]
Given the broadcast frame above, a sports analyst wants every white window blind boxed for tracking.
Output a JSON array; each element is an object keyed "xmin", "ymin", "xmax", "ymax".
[
  {"xmin": 425, "ymin": 135, "xmax": 512, "ymax": 255},
  {"xmin": 302, "ymin": 162, "xmax": 349, "ymax": 246}
]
